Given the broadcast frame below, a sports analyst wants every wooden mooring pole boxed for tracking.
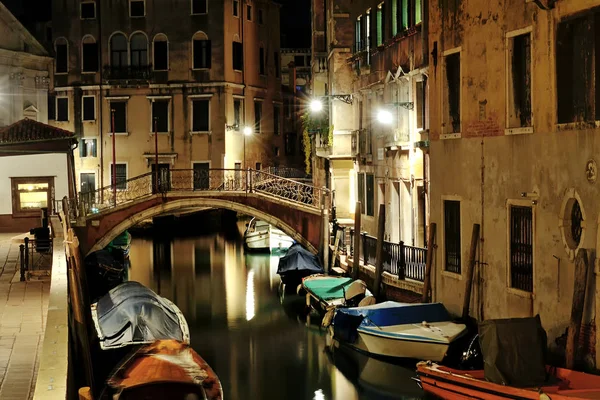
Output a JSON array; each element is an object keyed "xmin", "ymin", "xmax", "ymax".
[
  {"xmin": 422, "ymin": 223, "xmax": 436, "ymax": 303},
  {"xmin": 352, "ymin": 202, "xmax": 361, "ymax": 280},
  {"xmin": 566, "ymin": 249, "xmax": 590, "ymax": 369},
  {"xmin": 462, "ymin": 223, "xmax": 481, "ymax": 320},
  {"xmin": 373, "ymin": 204, "xmax": 386, "ymax": 299}
]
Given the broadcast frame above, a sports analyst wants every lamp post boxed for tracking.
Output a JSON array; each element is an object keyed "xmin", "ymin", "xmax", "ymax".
[
  {"xmin": 154, "ymin": 116, "xmax": 159, "ymax": 193},
  {"xmin": 111, "ymin": 108, "xmax": 116, "ymax": 207},
  {"xmin": 243, "ymin": 126, "xmax": 252, "ymax": 170}
]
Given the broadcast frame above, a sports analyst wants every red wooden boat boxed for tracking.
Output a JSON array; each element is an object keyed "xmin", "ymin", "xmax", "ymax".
[
  {"xmin": 417, "ymin": 361, "xmax": 600, "ymax": 400},
  {"xmin": 104, "ymin": 340, "xmax": 223, "ymax": 400}
]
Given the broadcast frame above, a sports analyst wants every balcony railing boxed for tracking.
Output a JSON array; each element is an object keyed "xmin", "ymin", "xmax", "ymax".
[
  {"xmin": 103, "ymin": 65, "xmax": 153, "ymax": 81},
  {"xmin": 348, "ymin": 229, "xmax": 427, "ymax": 282}
]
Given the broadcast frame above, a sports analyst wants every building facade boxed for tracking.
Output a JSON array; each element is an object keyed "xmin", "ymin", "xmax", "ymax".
[
  {"xmin": 50, "ymin": 0, "xmax": 285, "ymax": 195},
  {"xmin": 429, "ymin": 0, "xmax": 600, "ymax": 366}
]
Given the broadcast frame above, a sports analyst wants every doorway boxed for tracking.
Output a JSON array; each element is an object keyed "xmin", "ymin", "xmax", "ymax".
[
  {"xmin": 80, "ymin": 173, "xmax": 96, "ymax": 208},
  {"xmin": 152, "ymin": 164, "xmax": 171, "ymax": 193}
]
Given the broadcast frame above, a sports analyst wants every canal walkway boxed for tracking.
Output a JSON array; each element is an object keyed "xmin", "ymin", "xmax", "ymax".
[{"xmin": 0, "ymin": 233, "xmax": 49, "ymax": 400}]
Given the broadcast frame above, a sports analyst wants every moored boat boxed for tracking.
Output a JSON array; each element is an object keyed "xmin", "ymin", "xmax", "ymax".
[
  {"xmin": 244, "ymin": 218, "xmax": 294, "ymax": 252},
  {"xmin": 416, "ymin": 362, "xmax": 600, "ymax": 399},
  {"xmin": 100, "ymin": 340, "xmax": 223, "ymax": 400},
  {"xmin": 329, "ymin": 301, "xmax": 466, "ymax": 361},
  {"xmin": 107, "ymin": 230, "xmax": 132, "ymax": 258},
  {"xmin": 277, "ymin": 243, "xmax": 324, "ymax": 289},
  {"xmin": 302, "ymin": 274, "xmax": 373, "ymax": 314}
]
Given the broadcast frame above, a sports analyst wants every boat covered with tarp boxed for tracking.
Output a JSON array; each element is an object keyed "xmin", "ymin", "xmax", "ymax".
[
  {"xmin": 302, "ymin": 275, "xmax": 372, "ymax": 313},
  {"xmin": 416, "ymin": 315, "xmax": 600, "ymax": 399},
  {"xmin": 85, "ymin": 249, "xmax": 127, "ymax": 300},
  {"xmin": 91, "ymin": 281, "xmax": 189, "ymax": 350},
  {"xmin": 329, "ymin": 301, "xmax": 466, "ymax": 361},
  {"xmin": 100, "ymin": 340, "xmax": 223, "ymax": 400},
  {"xmin": 276, "ymin": 243, "xmax": 324, "ymax": 288}
]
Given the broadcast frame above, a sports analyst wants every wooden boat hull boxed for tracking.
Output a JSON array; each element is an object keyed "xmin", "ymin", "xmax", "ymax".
[
  {"xmin": 417, "ymin": 361, "xmax": 600, "ymax": 400},
  {"xmin": 245, "ymin": 227, "xmax": 294, "ymax": 252}
]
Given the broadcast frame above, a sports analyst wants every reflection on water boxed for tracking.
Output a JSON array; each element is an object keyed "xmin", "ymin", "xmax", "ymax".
[{"xmin": 128, "ymin": 221, "xmax": 425, "ymax": 400}]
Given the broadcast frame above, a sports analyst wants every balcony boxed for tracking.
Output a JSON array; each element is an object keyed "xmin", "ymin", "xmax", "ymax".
[
  {"xmin": 103, "ymin": 65, "xmax": 153, "ymax": 82},
  {"xmin": 314, "ymin": 130, "xmax": 355, "ymax": 159}
]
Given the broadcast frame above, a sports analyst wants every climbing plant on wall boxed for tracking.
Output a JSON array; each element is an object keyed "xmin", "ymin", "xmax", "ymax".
[{"xmin": 301, "ymin": 110, "xmax": 330, "ymax": 174}]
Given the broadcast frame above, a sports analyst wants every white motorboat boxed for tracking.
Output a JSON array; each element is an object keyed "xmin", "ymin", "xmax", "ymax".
[
  {"xmin": 328, "ymin": 301, "xmax": 467, "ymax": 362},
  {"xmin": 244, "ymin": 218, "xmax": 295, "ymax": 252}
]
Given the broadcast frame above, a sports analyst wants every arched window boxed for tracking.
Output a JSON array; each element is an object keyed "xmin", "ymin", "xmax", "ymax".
[
  {"xmin": 130, "ymin": 33, "xmax": 148, "ymax": 67},
  {"xmin": 55, "ymin": 37, "xmax": 68, "ymax": 73},
  {"xmin": 110, "ymin": 33, "xmax": 128, "ymax": 68},
  {"xmin": 82, "ymin": 35, "xmax": 98, "ymax": 72},
  {"xmin": 153, "ymin": 34, "xmax": 168, "ymax": 71},
  {"xmin": 192, "ymin": 31, "xmax": 211, "ymax": 69}
]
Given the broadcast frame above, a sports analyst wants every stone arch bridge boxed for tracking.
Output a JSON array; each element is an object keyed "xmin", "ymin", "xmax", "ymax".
[{"xmin": 66, "ymin": 168, "xmax": 331, "ymax": 257}]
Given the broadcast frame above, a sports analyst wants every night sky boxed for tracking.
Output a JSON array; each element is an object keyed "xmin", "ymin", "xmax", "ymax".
[{"xmin": 5, "ymin": 0, "xmax": 311, "ymax": 48}]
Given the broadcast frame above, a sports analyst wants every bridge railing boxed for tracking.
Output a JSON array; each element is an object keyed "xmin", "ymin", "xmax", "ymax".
[{"xmin": 77, "ymin": 168, "xmax": 329, "ymax": 217}]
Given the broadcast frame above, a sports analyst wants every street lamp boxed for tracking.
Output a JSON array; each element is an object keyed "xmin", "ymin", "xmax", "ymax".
[
  {"xmin": 310, "ymin": 99, "xmax": 323, "ymax": 113},
  {"xmin": 377, "ymin": 109, "xmax": 394, "ymax": 125},
  {"xmin": 243, "ymin": 126, "xmax": 252, "ymax": 170}
]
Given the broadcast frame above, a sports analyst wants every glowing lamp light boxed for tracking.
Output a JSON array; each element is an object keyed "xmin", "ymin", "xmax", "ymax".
[
  {"xmin": 243, "ymin": 126, "xmax": 253, "ymax": 136},
  {"xmin": 310, "ymin": 99, "xmax": 323, "ymax": 113},
  {"xmin": 377, "ymin": 109, "xmax": 393, "ymax": 125}
]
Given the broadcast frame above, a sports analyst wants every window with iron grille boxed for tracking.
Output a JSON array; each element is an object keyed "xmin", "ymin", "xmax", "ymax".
[
  {"xmin": 110, "ymin": 163, "xmax": 127, "ymax": 189},
  {"xmin": 510, "ymin": 205, "xmax": 533, "ymax": 292},
  {"xmin": 444, "ymin": 200, "xmax": 461, "ymax": 273},
  {"xmin": 366, "ymin": 173, "xmax": 374, "ymax": 216}
]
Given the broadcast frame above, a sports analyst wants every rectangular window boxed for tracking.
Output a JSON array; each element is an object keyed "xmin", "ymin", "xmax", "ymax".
[
  {"xmin": 79, "ymin": 138, "xmax": 97, "ymax": 158},
  {"xmin": 556, "ymin": 13, "xmax": 599, "ymax": 123},
  {"xmin": 376, "ymin": 3, "xmax": 384, "ymax": 46},
  {"xmin": 82, "ymin": 96, "xmax": 95, "ymax": 121},
  {"xmin": 130, "ymin": 0, "xmax": 145, "ymax": 17},
  {"xmin": 366, "ymin": 173, "xmax": 374, "ymax": 216},
  {"xmin": 110, "ymin": 164, "xmax": 127, "ymax": 190},
  {"xmin": 416, "ymin": 78, "xmax": 426, "ymax": 130},
  {"xmin": 192, "ymin": 99, "xmax": 210, "ymax": 132},
  {"xmin": 258, "ymin": 8, "xmax": 264, "ymax": 24},
  {"xmin": 259, "ymin": 47, "xmax": 265, "ymax": 75},
  {"xmin": 254, "ymin": 101, "xmax": 262, "ymax": 133},
  {"xmin": 56, "ymin": 43, "xmax": 67, "ymax": 73},
  {"xmin": 82, "ymin": 41, "xmax": 98, "ymax": 72},
  {"xmin": 247, "ymin": 5, "xmax": 252, "ymax": 21},
  {"xmin": 57, "ymin": 98, "xmax": 68, "ymax": 121},
  {"xmin": 193, "ymin": 162, "xmax": 210, "ymax": 190},
  {"xmin": 110, "ymin": 102, "xmax": 127, "ymax": 133},
  {"xmin": 294, "ymin": 55, "xmax": 305, "ymax": 67},
  {"xmin": 234, "ymin": 99, "xmax": 243, "ymax": 128},
  {"xmin": 274, "ymin": 146, "xmax": 280, "ymax": 157},
  {"xmin": 391, "ymin": 0, "xmax": 397, "ymax": 35},
  {"xmin": 255, "ymin": 162, "xmax": 262, "ymax": 170},
  {"xmin": 274, "ymin": 52, "xmax": 280, "ymax": 77},
  {"xmin": 81, "ymin": 2, "xmax": 95, "ymax": 19},
  {"xmin": 48, "ymin": 95, "xmax": 56, "ymax": 120},
  {"xmin": 273, "ymin": 104, "xmax": 281, "ymax": 135},
  {"xmin": 11, "ymin": 177, "xmax": 54, "ymax": 217},
  {"xmin": 357, "ymin": 173, "xmax": 365, "ymax": 214},
  {"xmin": 193, "ymin": 39, "xmax": 211, "ymax": 69},
  {"xmin": 151, "ymin": 100, "xmax": 169, "ymax": 133},
  {"xmin": 233, "ymin": 41, "xmax": 243, "ymax": 71},
  {"xmin": 443, "ymin": 200, "xmax": 461, "ymax": 273},
  {"xmin": 154, "ymin": 41, "xmax": 168, "ymax": 70},
  {"xmin": 508, "ymin": 33, "xmax": 532, "ymax": 128},
  {"xmin": 355, "ymin": 16, "xmax": 362, "ymax": 52},
  {"xmin": 444, "ymin": 52, "xmax": 461, "ymax": 133},
  {"xmin": 191, "ymin": 0, "xmax": 207, "ymax": 14},
  {"xmin": 510, "ymin": 205, "xmax": 533, "ymax": 292},
  {"xmin": 233, "ymin": 0, "xmax": 239, "ymax": 17}
]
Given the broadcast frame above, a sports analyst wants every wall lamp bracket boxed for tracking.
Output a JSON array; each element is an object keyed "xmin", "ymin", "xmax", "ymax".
[
  {"xmin": 225, "ymin": 124, "xmax": 239, "ymax": 131},
  {"xmin": 390, "ymin": 102, "xmax": 415, "ymax": 110},
  {"xmin": 330, "ymin": 94, "xmax": 353, "ymax": 105}
]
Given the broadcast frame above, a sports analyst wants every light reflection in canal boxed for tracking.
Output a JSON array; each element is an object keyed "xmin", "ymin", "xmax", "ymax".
[{"xmin": 127, "ymin": 220, "xmax": 426, "ymax": 400}]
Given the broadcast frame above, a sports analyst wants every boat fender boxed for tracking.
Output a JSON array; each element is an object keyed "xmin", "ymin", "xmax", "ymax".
[
  {"xmin": 358, "ymin": 296, "xmax": 376, "ymax": 307},
  {"xmin": 322, "ymin": 309, "xmax": 335, "ymax": 328}
]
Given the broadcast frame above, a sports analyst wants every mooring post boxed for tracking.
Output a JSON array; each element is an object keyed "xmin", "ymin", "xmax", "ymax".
[
  {"xmin": 19, "ymin": 245, "xmax": 25, "ymax": 282},
  {"xmin": 322, "ymin": 188, "xmax": 330, "ymax": 273},
  {"xmin": 24, "ymin": 237, "xmax": 29, "ymax": 271},
  {"xmin": 352, "ymin": 202, "xmax": 361, "ymax": 279},
  {"xmin": 373, "ymin": 204, "xmax": 386, "ymax": 299}
]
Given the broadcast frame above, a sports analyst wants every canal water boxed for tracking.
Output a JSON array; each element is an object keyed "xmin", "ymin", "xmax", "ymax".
[{"xmin": 127, "ymin": 220, "xmax": 426, "ymax": 400}]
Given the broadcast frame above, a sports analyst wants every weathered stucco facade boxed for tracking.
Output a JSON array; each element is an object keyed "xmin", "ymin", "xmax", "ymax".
[
  {"xmin": 51, "ymin": 0, "xmax": 285, "ymax": 193},
  {"xmin": 429, "ymin": 0, "xmax": 600, "ymax": 366}
]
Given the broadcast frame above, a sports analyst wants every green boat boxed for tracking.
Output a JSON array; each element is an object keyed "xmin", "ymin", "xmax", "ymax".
[
  {"xmin": 301, "ymin": 275, "xmax": 373, "ymax": 314},
  {"xmin": 107, "ymin": 230, "xmax": 132, "ymax": 258}
]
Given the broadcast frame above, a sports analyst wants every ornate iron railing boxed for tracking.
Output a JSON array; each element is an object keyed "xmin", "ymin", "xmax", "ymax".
[
  {"xmin": 348, "ymin": 228, "xmax": 427, "ymax": 282},
  {"xmin": 77, "ymin": 168, "xmax": 329, "ymax": 218}
]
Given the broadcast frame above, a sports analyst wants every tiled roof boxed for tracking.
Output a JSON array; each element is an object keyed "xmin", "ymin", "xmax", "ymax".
[{"xmin": 0, "ymin": 119, "xmax": 75, "ymax": 145}]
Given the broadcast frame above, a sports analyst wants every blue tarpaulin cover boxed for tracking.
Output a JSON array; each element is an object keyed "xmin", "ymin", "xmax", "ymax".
[{"xmin": 277, "ymin": 243, "xmax": 323, "ymax": 284}]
